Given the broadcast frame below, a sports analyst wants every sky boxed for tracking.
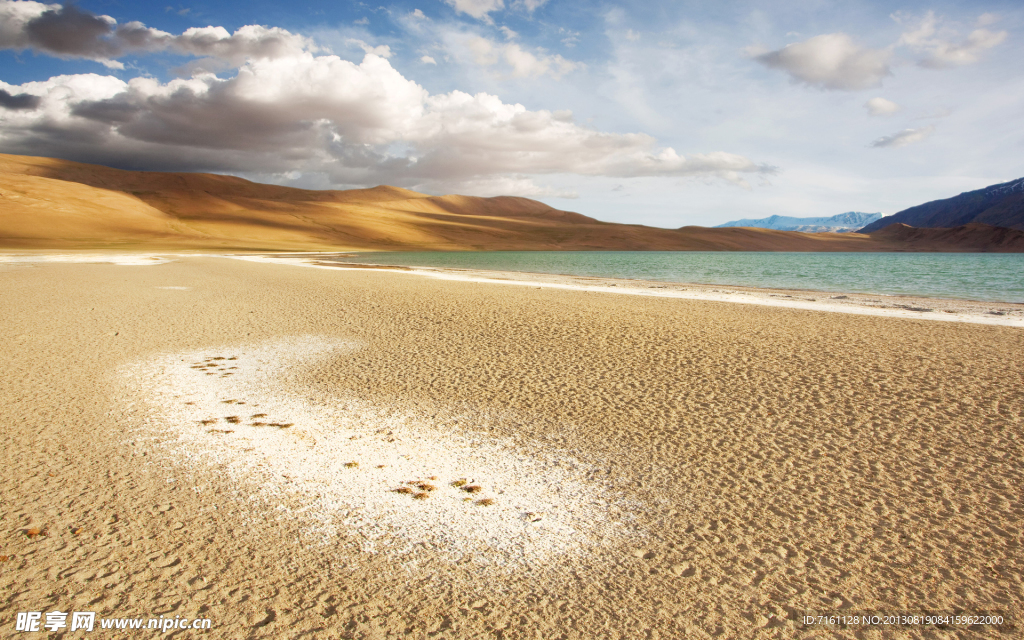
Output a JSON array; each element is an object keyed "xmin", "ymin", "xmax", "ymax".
[{"xmin": 0, "ymin": 0, "xmax": 1022, "ymax": 227}]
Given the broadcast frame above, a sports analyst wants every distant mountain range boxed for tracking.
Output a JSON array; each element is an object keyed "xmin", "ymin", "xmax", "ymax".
[
  {"xmin": 859, "ymin": 177, "xmax": 1024, "ymax": 233},
  {"xmin": 715, "ymin": 212, "xmax": 882, "ymax": 232}
]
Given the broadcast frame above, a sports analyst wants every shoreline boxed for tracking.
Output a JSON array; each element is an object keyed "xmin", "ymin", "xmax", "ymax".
[
  {"xmin": 309, "ymin": 260, "xmax": 1024, "ymax": 327},
  {"xmin": 2, "ymin": 251, "xmax": 1022, "ymax": 326}
]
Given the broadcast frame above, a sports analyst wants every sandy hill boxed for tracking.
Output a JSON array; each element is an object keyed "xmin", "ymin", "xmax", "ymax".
[{"xmin": 1, "ymin": 154, "xmax": 1022, "ymax": 252}]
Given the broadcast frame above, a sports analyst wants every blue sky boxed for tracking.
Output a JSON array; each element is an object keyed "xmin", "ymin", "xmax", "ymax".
[{"xmin": 1, "ymin": 0, "xmax": 1021, "ymax": 227}]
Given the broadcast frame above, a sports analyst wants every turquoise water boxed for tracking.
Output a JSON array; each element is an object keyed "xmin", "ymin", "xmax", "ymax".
[{"xmin": 326, "ymin": 251, "xmax": 1024, "ymax": 303}]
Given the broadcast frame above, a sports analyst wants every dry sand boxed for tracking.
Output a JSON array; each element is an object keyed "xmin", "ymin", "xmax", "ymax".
[{"xmin": 1, "ymin": 254, "xmax": 1022, "ymax": 638}]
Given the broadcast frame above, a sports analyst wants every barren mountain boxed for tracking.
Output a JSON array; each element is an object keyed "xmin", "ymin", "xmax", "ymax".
[
  {"xmin": 1, "ymin": 154, "xmax": 1021, "ymax": 252},
  {"xmin": 859, "ymin": 177, "xmax": 1024, "ymax": 233}
]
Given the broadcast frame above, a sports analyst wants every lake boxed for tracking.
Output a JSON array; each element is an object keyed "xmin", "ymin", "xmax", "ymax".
[{"xmin": 324, "ymin": 251, "xmax": 1024, "ymax": 303}]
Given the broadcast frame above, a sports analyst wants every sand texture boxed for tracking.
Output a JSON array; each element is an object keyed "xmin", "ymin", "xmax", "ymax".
[
  {"xmin": 3, "ymin": 153, "xmax": 1023, "ymax": 252},
  {"xmin": 1, "ymin": 256, "xmax": 1022, "ymax": 638}
]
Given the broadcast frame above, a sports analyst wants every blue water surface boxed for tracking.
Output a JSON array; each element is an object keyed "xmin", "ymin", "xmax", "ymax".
[{"xmin": 325, "ymin": 251, "xmax": 1024, "ymax": 303}]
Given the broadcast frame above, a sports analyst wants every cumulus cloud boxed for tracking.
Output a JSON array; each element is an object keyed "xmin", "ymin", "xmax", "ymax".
[
  {"xmin": 0, "ymin": 3, "xmax": 768, "ymax": 195},
  {"xmin": 0, "ymin": 52, "xmax": 772, "ymax": 192},
  {"xmin": 0, "ymin": 88, "xmax": 42, "ymax": 110},
  {"xmin": 0, "ymin": 0, "xmax": 317, "ymax": 67},
  {"xmin": 755, "ymin": 12, "xmax": 1006, "ymax": 92},
  {"xmin": 871, "ymin": 125, "xmax": 935, "ymax": 148},
  {"xmin": 864, "ymin": 97, "xmax": 900, "ymax": 117},
  {"xmin": 753, "ymin": 33, "xmax": 892, "ymax": 90}
]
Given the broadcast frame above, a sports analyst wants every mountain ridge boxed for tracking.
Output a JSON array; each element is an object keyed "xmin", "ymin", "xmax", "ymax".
[
  {"xmin": 716, "ymin": 211, "xmax": 882, "ymax": 232},
  {"xmin": 859, "ymin": 177, "xmax": 1024, "ymax": 233}
]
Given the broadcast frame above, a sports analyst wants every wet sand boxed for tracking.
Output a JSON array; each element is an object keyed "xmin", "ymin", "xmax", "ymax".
[{"xmin": 1, "ymin": 254, "xmax": 1021, "ymax": 638}]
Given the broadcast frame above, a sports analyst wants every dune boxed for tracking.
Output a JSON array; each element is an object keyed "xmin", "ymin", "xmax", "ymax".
[{"xmin": 2, "ymin": 153, "xmax": 1022, "ymax": 251}]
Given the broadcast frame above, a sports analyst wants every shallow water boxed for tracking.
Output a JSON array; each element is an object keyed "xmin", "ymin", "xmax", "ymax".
[{"xmin": 324, "ymin": 251, "xmax": 1024, "ymax": 303}]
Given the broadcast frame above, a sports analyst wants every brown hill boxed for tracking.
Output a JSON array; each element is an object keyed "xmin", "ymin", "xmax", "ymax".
[
  {"xmin": 869, "ymin": 222, "xmax": 1024, "ymax": 251},
  {"xmin": 0, "ymin": 154, "xmax": 1021, "ymax": 252}
]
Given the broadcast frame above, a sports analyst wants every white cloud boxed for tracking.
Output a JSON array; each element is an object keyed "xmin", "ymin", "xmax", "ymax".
[
  {"xmin": 894, "ymin": 10, "xmax": 939, "ymax": 49},
  {"xmin": 467, "ymin": 35, "xmax": 580, "ymax": 78},
  {"xmin": 864, "ymin": 97, "xmax": 900, "ymax": 117},
  {"xmin": 559, "ymin": 27, "xmax": 580, "ymax": 47},
  {"xmin": 410, "ymin": 9, "xmax": 426, "ymax": 19},
  {"xmin": 918, "ymin": 28, "xmax": 1006, "ymax": 68},
  {"xmin": 396, "ymin": 12, "xmax": 582, "ymax": 81},
  {"xmin": 503, "ymin": 43, "xmax": 578, "ymax": 78},
  {"xmin": 466, "ymin": 36, "xmax": 499, "ymax": 64},
  {"xmin": 625, "ymin": 29, "xmax": 640, "ymax": 42},
  {"xmin": 349, "ymin": 39, "xmax": 393, "ymax": 58},
  {"xmin": 443, "ymin": 0, "xmax": 503, "ymax": 22},
  {"xmin": 353, "ymin": 17, "xmax": 369, "ymax": 25},
  {"xmin": 171, "ymin": 25, "xmax": 319, "ymax": 64},
  {"xmin": 441, "ymin": 0, "xmax": 545, "ymax": 19},
  {"xmin": 512, "ymin": 0, "xmax": 548, "ymax": 12},
  {"xmin": 895, "ymin": 10, "xmax": 1007, "ymax": 68},
  {"xmin": 420, "ymin": 55, "xmax": 438, "ymax": 64},
  {"xmin": 0, "ymin": 52, "xmax": 772, "ymax": 191},
  {"xmin": 871, "ymin": 125, "xmax": 935, "ymax": 148},
  {"xmin": 976, "ymin": 13, "xmax": 999, "ymax": 27},
  {"xmin": 754, "ymin": 33, "xmax": 892, "ymax": 90},
  {"xmin": 755, "ymin": 12, "xmax": 1007, "ymax": 92}
]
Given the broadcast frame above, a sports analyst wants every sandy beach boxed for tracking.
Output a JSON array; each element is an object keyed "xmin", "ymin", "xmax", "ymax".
[{"xmin": 2, "ymin": 254, "xmax": 1021, "ymax": 638}]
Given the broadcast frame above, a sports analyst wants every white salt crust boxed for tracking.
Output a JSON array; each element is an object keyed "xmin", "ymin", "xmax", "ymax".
[
  {"xmin": 0, "ymin": 254, "xmax": 172, "ymax": 265},
  {"xmin": 121, "ymin": 336, "xmax": 638, "ymax": 567}
]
